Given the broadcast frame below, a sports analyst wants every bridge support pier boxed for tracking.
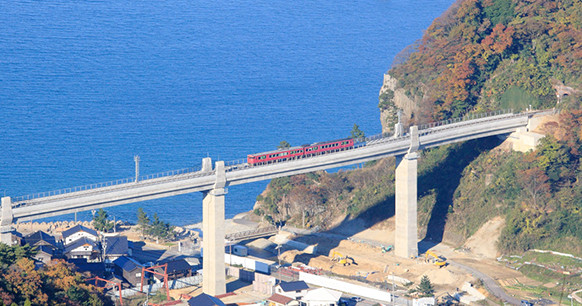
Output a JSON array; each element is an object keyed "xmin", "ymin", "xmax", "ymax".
[
  {"xmin": 1, "ymin": 197, "xmax": 14, "ymax": 245},
  {"xmin": 202, "ymin": 159, "xmax": 227, "ymax": 296},
  {"xmin": 394, "ymin": 126, "xmax": 419, "ymax": 258}
]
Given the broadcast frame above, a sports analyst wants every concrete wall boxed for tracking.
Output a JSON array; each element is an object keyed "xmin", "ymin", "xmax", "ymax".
[{"xmin": 298, "ymin": 272, "xmax": 392, "ymax": 302}]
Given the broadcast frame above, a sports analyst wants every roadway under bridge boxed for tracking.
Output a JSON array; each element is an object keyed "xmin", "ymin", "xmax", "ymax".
[{"xmin": 0, "ymin": 109, "xmax": 552, "ymax": 296}]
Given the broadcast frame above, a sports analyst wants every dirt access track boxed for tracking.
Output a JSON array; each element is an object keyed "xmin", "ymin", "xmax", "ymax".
[{"xmin": 278, "ymin": 216, "xmax": 525, "ymax": 303}]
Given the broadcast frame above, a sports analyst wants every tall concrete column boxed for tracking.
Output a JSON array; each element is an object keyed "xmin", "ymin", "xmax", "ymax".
[
  {"xmin": 202, "ymin": 160, "xmax": 227, "ymax": 296},
  {"xmin": 1, "ymin": 197, "xmax": 14, "ymax": 245},
  {"xmin": 394, "ymin": 126, "xmax": 420, "ymax": 258}
]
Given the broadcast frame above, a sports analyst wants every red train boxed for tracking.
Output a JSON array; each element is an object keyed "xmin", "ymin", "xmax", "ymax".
[{"xmin": 247, "ymin": 138, "xmax": 355, "ymax": 166}]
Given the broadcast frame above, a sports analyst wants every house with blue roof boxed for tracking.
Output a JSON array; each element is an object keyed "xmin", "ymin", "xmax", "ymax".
[
  {"xmin": 187, "ymin": 293, "xmax": 226, "ymax": 306},
  {"xmin": 113, "ymin": 256, "xmax": 144, "ymax": 286},
  {"xmin": 274, "ymin": 281, "xmax": 310, "ymax": 300},
  {"xmin": 62, "ymin": 225, "xmax": 99, "ymax": 245},
  {"xmin": 64, "ymin": 237, "xmax": 100, "ymax": 262},
  {"xmin": 24, "ymin": 231, "xmax": 59, "ymax": 264},
  {"xmin": 103, "ymin": 235, "xmax": 129, "ymax": 263}
]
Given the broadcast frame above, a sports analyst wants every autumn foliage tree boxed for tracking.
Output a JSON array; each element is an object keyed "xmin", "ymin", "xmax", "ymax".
[
  {"xmin": 0, "ymin": 246, "xmax": 113, "ymax": 305},
  {"xmin": 389, "ymin": 0, "xmax": 581, "ymax": 121}
]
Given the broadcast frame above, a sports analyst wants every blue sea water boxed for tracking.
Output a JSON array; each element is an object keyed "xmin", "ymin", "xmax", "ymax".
[{"xmin": 0, "ymin": 0, "xmax": 453, "ymax": 226}]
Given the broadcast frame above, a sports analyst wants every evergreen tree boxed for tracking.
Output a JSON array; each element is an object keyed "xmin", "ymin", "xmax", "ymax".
[
  {"xmin": 148, "ymin": 213, "xmax": 175, "ymax": 242},
  {"xmin": 417, "ymin": 275, "xmax": 435, "ymax": 297},
  {"xmin": 137, "ymin": 207, "xmax": 150, "ymax": 236},
  {"xmin": 350, "ymin": 124, "xmax": 365, "ymax": 140},
  {"xmin": 92, "ymin": 209, "xmax": 114, "ymax": 233}
]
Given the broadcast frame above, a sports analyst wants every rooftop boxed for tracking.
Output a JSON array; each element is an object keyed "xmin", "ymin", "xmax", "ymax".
[
  {"xmin": 278, "ymin": 280, "xmax": 309, "ymax": 292},
  {"xmin": 62, "ymin": 225, "xmax": 98, "ymax": 239}
]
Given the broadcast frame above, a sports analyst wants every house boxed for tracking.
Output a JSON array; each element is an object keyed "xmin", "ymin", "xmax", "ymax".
[
  {"xmin": 24, "ymin": 230, "xmax": 58, "ymax": 249},
  {"xmin": 154, "ymin": 259, "xmax": 192, "ymax": 280},
  {"xmin": 62, "ymin": 225, "xmax": 99, "ymax": 245},
  {"xmin": 33, "ymin": 245, "xmax": 56, "ymax": 264},
  {"xmin": 187, "ymin": 293, "xmax": 226, "ymax": 306},
  {"xmin": 267, "ymin": 293, "xmax": 299, "ymax": 306},
  {"xmin": 274, "ymin": 281, "xmax": 310, "ymax": 300},
  {"xmin": 70, "ymin": 258, "xmax": 106, "ymax": 278},
  {"xmin": 64, "ymin": 237, "xmax": 100, "ymax": 262},
  {"xmin": 302, "ymin": 288, "xmax": 342, "ymax": 306},
  {"xmin": 24, "ymin": 231, "xmax": 59, "ymax": 263},
  {"xmin": 113, "ymin": 256, "xmax": 144, "ymax": 286},
  {"xmin": 103, "ymin": 236, "xmax": 129, "ymax": 262}
]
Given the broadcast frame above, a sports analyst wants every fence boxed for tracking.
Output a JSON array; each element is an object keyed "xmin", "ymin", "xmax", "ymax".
[
  {"xmin": 299, "ymin": 271, "xmax": 392, "ymax": 302},
  {"xmin": 112, "ymin": 275, "xmax": 202, "ymax": 298}
]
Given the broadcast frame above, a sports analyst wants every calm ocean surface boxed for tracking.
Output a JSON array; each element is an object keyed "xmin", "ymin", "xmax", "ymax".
[{"xmin": 0, "ymin": 0, "xmax": 453, "ymax": 226}]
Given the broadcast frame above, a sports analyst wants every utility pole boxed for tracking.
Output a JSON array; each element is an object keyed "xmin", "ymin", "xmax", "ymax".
[
  {"xmin": 392, "ymin": 272, "xmax": 395, "ymax": 306},
  {"xmin": 134, "ymin": 155, "xmax": 140, "ymax": 183}
]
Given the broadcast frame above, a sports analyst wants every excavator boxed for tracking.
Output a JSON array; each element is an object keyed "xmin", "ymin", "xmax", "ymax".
[
  {"xmin": 331, "ymin": 251, "xmax": 357, "ymax": 266},
  {"xmin": 425, "ymin": 250, "xmax": 447, "ymax": 268}
]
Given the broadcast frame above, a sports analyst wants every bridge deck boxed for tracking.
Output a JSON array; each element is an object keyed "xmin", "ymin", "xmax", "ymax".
[{"xmin": 5, "ymin": 110, "xmax": 548, "ymax": 222}]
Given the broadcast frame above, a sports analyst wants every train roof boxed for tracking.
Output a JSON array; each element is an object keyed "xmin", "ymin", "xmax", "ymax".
[{"xmin": 247, "ymin": 138, "xmax": 352, "ymax": 157}]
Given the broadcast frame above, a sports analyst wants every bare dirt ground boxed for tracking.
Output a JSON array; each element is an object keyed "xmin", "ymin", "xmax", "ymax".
[{"xmin": 278, "ymin": 215, "xmax": 528, "ymax": 302}]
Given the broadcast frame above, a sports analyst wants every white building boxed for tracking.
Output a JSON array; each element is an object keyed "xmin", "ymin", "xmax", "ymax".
[
  {"xmin": 274, "ymin": 281, "xmax": 310, "ymax": 300},
  {"xmin": 302, "ymin": 288, "xmax": 342, "ymax": 306},
  {"xmin": 62, "ymin": 225, "xmax": 99, "ymax": 245}
]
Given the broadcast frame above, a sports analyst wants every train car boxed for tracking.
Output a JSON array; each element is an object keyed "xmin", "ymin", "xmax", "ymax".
[
  {"xmin": 247, "ymin": 138, "xmax": 355, "ymax": 166},
  {"xmin": 247, "ymin": 146, "xmax": 305, "ymax": 166},
  {"xmin": 304, "ymin": 138, "xmax": 354, "ymax": 157}
]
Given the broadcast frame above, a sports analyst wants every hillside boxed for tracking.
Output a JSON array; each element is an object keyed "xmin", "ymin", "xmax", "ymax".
[
  {"xmin": 253, "ymin": 0, "xmax": 582, "ymax": 257},
  {"xmin": 380, "ymin": 0, "xmax": 581, "ymax": 131}
]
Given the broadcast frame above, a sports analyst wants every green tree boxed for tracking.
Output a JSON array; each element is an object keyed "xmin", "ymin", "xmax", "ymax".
[
  {"xmin": 416, "ymin": 275, "xmax": 435, "ymax": 297},
  {"xmin": 137, "ymin": 207, "xmax": 150, "ymax": 236},
  {"xmin": 148, "ymin": 213, "xmax": 175, "ymax": 242},
  {"xmin": 92, "ymin": 209, "xmax": 113, "ymax": 233},
  {"xmin": 0, "ymin": 244, "xmax": 36, "ymax": 269},
  {"xmin": 350, "ymin": 124, "xmax": 365, "ymax": 140},
  {"xmin": 278, "ymin": 140, "xmax": 291, "ymax": 150}
]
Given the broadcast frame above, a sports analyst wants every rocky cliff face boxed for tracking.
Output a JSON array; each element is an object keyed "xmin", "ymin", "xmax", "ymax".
[{"xmin": 378, "ymin": 73, "xmax": 420, "ymax": 134}]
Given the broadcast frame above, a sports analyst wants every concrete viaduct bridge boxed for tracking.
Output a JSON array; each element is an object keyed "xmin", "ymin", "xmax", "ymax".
[{"xmin": 0, "ymin": 109, "xmax": 550, "ymax": 295}]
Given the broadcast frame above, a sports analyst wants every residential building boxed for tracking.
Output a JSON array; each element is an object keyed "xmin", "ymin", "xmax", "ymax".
[
  {"xmin": 62, "ymin": 225, "xmax": 99, "ymax": 245},
  {"xmin": 113, "ymin": 256, "xmax": 144, "ymax": 286},
  {"xmin": 33, "ymin": 245, "xmax": 55, "ymax": 264},
  {"xmin": 274, "ymin": 281, "xmax": 310, "ymax": 300},
  {"xmin": 103, "ymin": 235, "xmax": 129, "ymax": 262},
  {"xmin": 302, "ymin": 288, "xmax": 342, "ymax": 306},
  {"xmin": 154, "ymin": 259, "xmax": 192, "ymax": 280},
  {"xmin": 24, "ymin": 231, "xmax": 58, "ymax": 250},
  {"xmin": 187, "ymin": 293, "xmax": 225, "ymax": 306},
  {"xmin": 24, "ymin": 231, "xmax": 59, "ymax": 263},
  {"xmin": 64, "ymin": 237, "xmax": 100, "ymax": 262},
  {"xmin": 267, "ymin": 293, "xmax": 299, "ymax": 306},
  {"xmin": 70, "ymin": 258, "xmax": 106, "ymax": 278}
]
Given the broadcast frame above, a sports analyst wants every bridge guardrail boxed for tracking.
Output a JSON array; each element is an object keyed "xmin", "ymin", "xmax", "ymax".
[{"xmin": 13, "ymin": 165, "xmax": 208, "ymax": 204}]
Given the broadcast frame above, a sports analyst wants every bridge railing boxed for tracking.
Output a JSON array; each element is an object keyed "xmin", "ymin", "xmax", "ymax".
[
  {"xmin": 225, "ymin": 158, "xmax": 248, "ymax": 172},
  {"xmin": 14, "ymin": 165, "xmax": 206, "ymax": 203},
  {"xmin": 417, "ymin": 109, "xmax": 514, "ymax": 136}
]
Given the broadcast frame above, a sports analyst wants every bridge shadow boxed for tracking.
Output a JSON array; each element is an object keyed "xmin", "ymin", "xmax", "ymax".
[
  {"xmin": 274, "ymin": 136, "xmax": 503, "ymax": 265},
  {"xmin": 418, "ymin": 136, "xmax": 503, "ymax": 249}
]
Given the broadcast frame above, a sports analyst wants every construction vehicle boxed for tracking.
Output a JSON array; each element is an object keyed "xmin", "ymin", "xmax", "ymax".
[
  {"xmin": 425, "ymin": 250, "xmax": 447, "ymax": 267},
  {"xmin": 330, "ymin": 251, "xmax": 357, "ymax": 266}
]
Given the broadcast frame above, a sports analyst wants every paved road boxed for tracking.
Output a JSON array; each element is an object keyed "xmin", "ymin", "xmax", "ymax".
[{"xmin": 448, "ymin": 259, "xmax": 522, "ymax": 305}]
